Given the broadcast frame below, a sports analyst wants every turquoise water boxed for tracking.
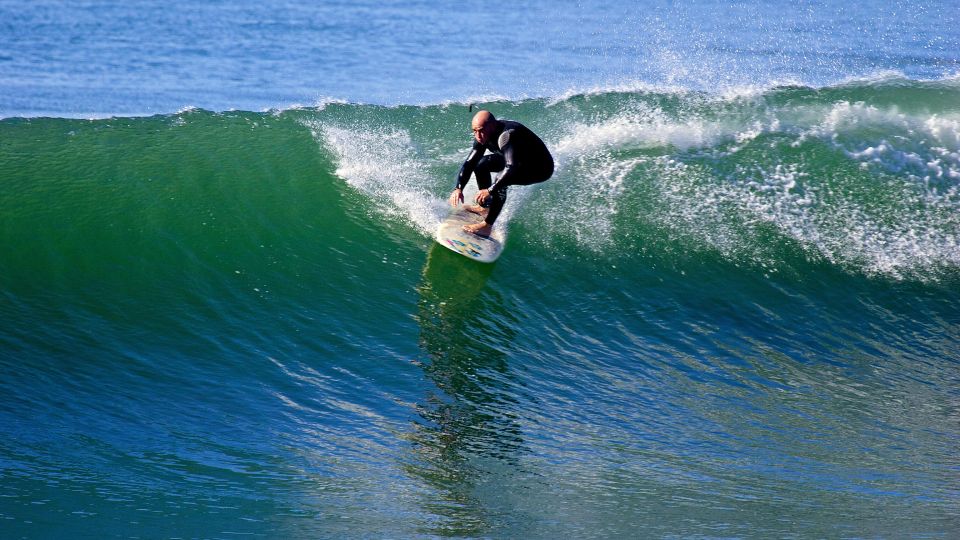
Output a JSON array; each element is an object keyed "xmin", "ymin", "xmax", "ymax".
[{"xmin": 3, "ymin": 1, "xmax": 960, "ymax": 538}]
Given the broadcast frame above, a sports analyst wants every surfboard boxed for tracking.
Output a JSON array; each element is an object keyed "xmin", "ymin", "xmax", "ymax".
[{"xmin": 435, "ymin": 207, "xmax": 505, "ymax": 263}]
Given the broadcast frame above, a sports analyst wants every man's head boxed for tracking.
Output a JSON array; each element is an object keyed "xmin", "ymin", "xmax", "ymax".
[{"xmin": 471, "ymin": 110, "xmax": 498, "ymax": 145}]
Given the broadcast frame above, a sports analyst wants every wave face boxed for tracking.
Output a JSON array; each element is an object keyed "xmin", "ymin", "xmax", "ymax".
[{"xmin": 2, "ymin": 79, "xmax": 960, "ymax": 537}]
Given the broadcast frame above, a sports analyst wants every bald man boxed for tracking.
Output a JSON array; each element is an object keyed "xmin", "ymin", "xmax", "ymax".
[{"xmin": 449, "ymin": 110, "xmax": 554, "ymax": 236}]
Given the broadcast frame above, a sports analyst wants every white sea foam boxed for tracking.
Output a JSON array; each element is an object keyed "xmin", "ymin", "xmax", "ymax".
[
  {"xmin": 302, "ymin": 120, "xmax": 451, "ymax": 238},
  {"xmin": 445, "ymin": 92, "xmax": 517, "ymax": 108},
  {"xmin": 545, "ymin": 80, "xmax": 692, "ymax": 107},
  {"xmin": 542, "ymin": 102, "xmax": 785, "ymax": 252},
  {"xmin": 313, "ymin": 97, "xmax": 351, "ymax": 110},
  {"xmin": 542, "ymin": 90, "xmax": 960, "ymax": 278},
  {"xmin": 807, "ymin": 101, "xmax": 960, "ymax": 184},
  {"xmin": 553, "ymin": 106, "xmax": 714, "ymax": 156},
  {"xmin": 644, "ymin": 109, "xmax": 960, "ymax": 280}
]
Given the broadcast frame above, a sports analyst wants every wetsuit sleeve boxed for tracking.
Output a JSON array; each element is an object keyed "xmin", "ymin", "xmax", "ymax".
[{"xmin": 455, "ymin": 141, "xmax": 485, "ymax": 190}]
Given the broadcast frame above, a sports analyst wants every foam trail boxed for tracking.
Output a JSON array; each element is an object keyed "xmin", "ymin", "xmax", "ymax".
[
  {"xmin": 523, "ymin": 83, "xmax": 960, "ymax": 279},
  {"xmin": 305, "ymin": 121, "xmax": 448, "ymax": 237}
]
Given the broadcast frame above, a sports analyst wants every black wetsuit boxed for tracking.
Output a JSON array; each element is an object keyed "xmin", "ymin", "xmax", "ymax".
[{"xmin": 455, "ymin": 120, "xmax": 554, "ymax": 225}]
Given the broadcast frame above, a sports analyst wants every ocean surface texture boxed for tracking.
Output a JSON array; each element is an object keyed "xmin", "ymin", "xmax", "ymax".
[{"xmin": 2, "ymin": 1, "xmax": 960, "ymax": 538}]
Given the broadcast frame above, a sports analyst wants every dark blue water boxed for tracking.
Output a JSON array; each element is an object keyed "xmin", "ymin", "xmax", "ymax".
[
  {"xmin": 2, "ymin": 1, "xmax": 960, "ymax": 538},
  {"xmin": 2, "ymin": 0, "xmax": 958, "ymax": 116}
]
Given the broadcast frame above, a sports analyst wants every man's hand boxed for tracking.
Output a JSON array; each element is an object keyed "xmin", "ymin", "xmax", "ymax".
[
  {"xmin": 475, "ymin": 189, "xmax": 491, "ymax": 205},
  {"xmin": 449, "ymin": 188, "xmax": 464, "ymax": 207}
]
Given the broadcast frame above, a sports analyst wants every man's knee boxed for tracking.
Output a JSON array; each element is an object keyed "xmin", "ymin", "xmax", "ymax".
[{"xmin": 476, "ymin": 154, "xmax": 506, "ymax": 174}]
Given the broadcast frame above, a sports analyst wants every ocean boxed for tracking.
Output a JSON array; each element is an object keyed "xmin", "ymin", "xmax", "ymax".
[{"xmin": 2, "ymin": 1, "xmax": 959, "ymax": 538}]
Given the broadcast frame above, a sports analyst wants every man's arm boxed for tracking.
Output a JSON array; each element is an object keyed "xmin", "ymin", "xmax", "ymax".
[{"xmin": 455, "ymin": 140, "xmax": 485, "ymax": 190}]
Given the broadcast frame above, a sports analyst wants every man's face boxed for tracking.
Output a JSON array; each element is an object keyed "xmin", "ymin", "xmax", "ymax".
[{"xmin": 472, "ymin": 120, "xmax": 493, "ymax": 144}]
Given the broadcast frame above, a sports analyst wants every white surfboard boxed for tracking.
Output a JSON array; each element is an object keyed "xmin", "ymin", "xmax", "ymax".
[{"xmin": 435, "ymin": 207, "xmax": 505, "ymax": 263}]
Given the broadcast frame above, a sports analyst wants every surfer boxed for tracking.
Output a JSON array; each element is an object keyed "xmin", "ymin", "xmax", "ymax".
[{"xmin": 449, "ymin": 110, "xmax": 554, "ymax": 236}]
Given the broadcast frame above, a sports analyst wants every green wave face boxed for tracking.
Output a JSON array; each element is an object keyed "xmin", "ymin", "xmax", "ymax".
[{"xmin": 3, "ymin": 80, "xmax": 960, "ymax": 291}]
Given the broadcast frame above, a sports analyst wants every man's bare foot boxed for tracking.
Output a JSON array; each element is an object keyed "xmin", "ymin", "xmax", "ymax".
[
  {"xmin": 464, "ymin": 205, "xmax": 488, "ymax": 217},
  {"xmin": 463, "ymin": 221, "xmax": 492, "ymax": 237}
]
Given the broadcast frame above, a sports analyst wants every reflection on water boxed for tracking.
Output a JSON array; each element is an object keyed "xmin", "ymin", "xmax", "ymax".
[{"xmin": 407, "ymin": 244, "xmax": 526, "ymax": 536}]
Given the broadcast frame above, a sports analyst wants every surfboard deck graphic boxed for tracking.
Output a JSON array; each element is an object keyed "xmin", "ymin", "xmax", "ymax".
[{"xmin": 435, "ymin": 207, "xmax": 504, "ymax": 263}]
